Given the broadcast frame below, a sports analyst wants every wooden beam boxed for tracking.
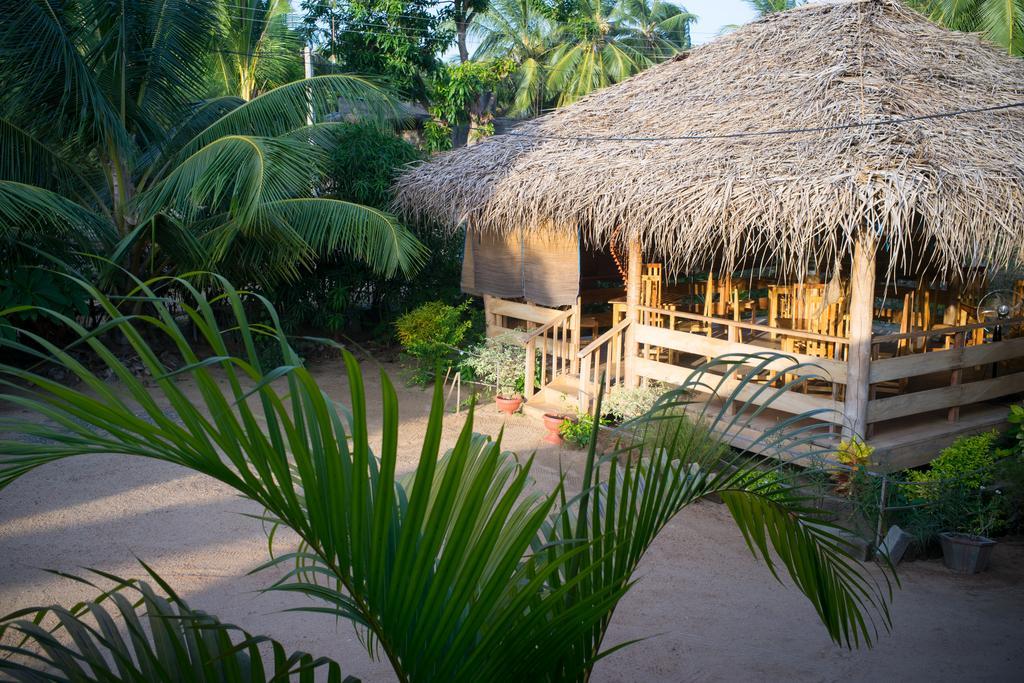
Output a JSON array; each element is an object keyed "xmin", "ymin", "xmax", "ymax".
[
  {"xmin": 634, "ymin": 358, "xmax": 844, "ymax": 423},
  {"xmin": 866, "ymin": 370, "xmax": 1024, "ymax": 423},
  {"xmin": 632, "ymin": 324, "xmax": 848, "ymax": 382},
  {"xmin": 869, "ymin": 336, "xmax": 1024, "ymax": 383},
  {"xmin": 845, "ymin": 234, "xmax": 876, "ymax": 440},
  {"xmin": 623, "ymin": 239, "xmax": 642, "ymax": 387},
  {"xmin": 489, "ymin": 299, "xmax": 564, "ymax": 325}
]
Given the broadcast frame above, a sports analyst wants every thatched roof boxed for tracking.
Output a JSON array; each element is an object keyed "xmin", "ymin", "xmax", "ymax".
[{"xmin": 394, "ymin": 0, "xmax": 1024, "ymax": 279}]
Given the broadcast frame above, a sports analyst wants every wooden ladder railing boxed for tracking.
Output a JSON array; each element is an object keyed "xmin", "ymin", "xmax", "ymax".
[
  {"xmin": 523, "ymin": 308, "xmax": 576, "ymax": 397},
  {"xmin": 576, "ymin": 318, "xmax": 632, "ymax": 413}
]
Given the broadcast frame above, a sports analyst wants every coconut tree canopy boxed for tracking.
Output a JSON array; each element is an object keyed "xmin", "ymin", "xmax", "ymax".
[{"xmin": 395, "ymin": 0, "xmax": 1024, "ymax": 280}]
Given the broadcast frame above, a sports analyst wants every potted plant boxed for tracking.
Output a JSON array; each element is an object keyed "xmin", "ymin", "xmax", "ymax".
[
  {"xmin": 464, "ymin": 334, "xmax": 527, "ymax": 415},
  {"xmin": 542, "ymin": 413, "xmax": 566, "ymax": 444},
  {"xmin": 938, "ymin": 486, "xmax": 1004, "ymax": 574},
  {"xmin": 832, "ymin": 437, "xmax": 874, "ymax": 495}
]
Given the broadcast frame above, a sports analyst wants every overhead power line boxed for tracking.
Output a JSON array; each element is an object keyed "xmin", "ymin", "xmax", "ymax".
[{"xmin": 501, "ymin": 101, "xmax": 1024, "ymax": 143}]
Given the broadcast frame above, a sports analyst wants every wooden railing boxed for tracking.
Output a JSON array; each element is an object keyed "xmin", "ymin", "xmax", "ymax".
[
  {"xmin": 630, "ymin": 323, "xmax": 848, "ymax": 425},
  {"xmin": 523, "ymin": 308, "xmax": 577, "ymax": 397},
  {"xmin": 866, "ymin": 322, "xmax": 1024, "ymax": 428},
  {"xmin": 576, "ymin": 318, "xmax": 631, "ymax": 412}
]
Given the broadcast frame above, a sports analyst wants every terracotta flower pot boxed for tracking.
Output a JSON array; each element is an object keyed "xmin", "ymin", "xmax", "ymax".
[
  {"xmin": 495, "ymin": 394, "xmax": 523, "ymax": 415},
  {"xmin": 542, "ymin": 413, "xmax": 566, "ymax": 444}
]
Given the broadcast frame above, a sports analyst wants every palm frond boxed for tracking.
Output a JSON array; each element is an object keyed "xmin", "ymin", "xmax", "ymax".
[
  {"xmin": 0, "ymin": 562, "xmax": 345, "ymax": 682},
  {"xmin": 0, "ymin": 0, "xmax": 128, "ymax": 152},
  {"xmin": 136, "ymin": 135, "xmax": 319, "ymax": 230},
  {"xmin": 133, "ymin": 0, "xmax": 223, "ymax": 128},
  {"xmin": 265, "ymin": 198, "xmax": 427, "ymax": 278},
  {"xmin": 173, "ymin": 76, "xmax": 398, "ymax": 163},
  {"xmin": 0, "ymin": 181, "xmax": 115, "ymax": 248}
]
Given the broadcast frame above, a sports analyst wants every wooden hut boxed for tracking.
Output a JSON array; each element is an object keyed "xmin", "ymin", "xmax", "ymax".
[{"xmin": 395, "ymin": 0, "xmax": 1024, "ymax": 470}]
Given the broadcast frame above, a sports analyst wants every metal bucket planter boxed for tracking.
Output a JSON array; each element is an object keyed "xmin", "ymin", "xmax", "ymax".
[{"xmin": 939, "ymin": 532, "xmax": 996, "ymax": 574}]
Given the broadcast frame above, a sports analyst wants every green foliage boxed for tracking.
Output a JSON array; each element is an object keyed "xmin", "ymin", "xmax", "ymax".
[
  {"xmin": 997, "ymin": 403, "xmax": 1024, "ymax": 457},
  {"xmin": 906, "ymin": 432, "xmax": 1000, "ymax": 492},
  {"xmin": 431, "ymin": 59, "xmax": 515, "ymax": 125},
  {"xmin": 0, "ymin": 287, "xmax": 896, "ymax": 679},
  {"xmin": 560, "ymin": 412, "xmax": 605, "ymax": 447},
  {"xmin": 214, "ymin": 0, "xmax": 304, "ymax": 100},
  {"xmin": 0, "ymin": 563, "xmax": 344, "ymax": 681},
  {"xmin": 541, "ymin": 0, "xmax": 695, "ymax": 108},
  {"xmin": 836, "ymin": 437, "xmax": 875, "ymax": 468},
  {"xmin": 463, "ymin": 333, "xmax": 528, "ymax": 396},
  {"xmin": 424, "ymin": 119, "xmax": 455, "ymax": 152},
  {"xmin": 0, "ymin": 0, "xmax": 424, "ymax": 292},
  {"xmin": 260, "ymin": 124, "xmax": 461, "ymax": 336},
  {"xmin": 325, "ymin": 124, "xmax": 426, "ymax": 208},
  {"xmin": 0, "ymin": 267, "xmax": 89, "ymax": 324},
  {"xmin": 910, "ymin": 0, "xmax": 1024, "ymax": 56},
  {"xmin": 734, "ymin": 467, "xmax": 787, "ymax": 500},
  {"xmin": 601, "ymin": 381, "xmax": 668, "ymax": 423},
  {"xmin": 745, "ymin": 0, "xmax": 804, "ymax": 17},
  {"xmin": 301, "ymin": 0, "xmax": 451, "ymax": 102},
  {"xmin": 396, "ymin": 300, "xmax": 475, "ymax": 383},
  {"xmin": 852, "ymin": 432, "xmax": 1014, "ymax": 548}
]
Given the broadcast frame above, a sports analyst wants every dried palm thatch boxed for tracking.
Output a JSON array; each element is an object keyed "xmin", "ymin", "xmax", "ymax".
[{"xmin": 394, "ymin": 0, "xmax": 1024, "ymax": 281}]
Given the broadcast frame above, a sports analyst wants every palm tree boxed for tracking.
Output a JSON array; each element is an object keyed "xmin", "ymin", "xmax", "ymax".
[
  {"xmin": 473, "ymin": 0, "xmax": 556, "ymax": 117},
  {"xmin": 0, "ymin": 276, "xmax": 894, "ymax": 681},
  {"xmin": 910, "ymin": 0, "xmax": 1024, "ymax": 55},
  {"xmin": 216, "ymin": 0, "xmax": 303, "ymax": 100},
  {"xmin": 546, "ymin": 0, "xmax": 695, "ymax": 108},
  {"xmin": 0, "ymin": 0, "xmax": 425, "ymax": 293},
  {"xmin": 615, "ymin": 0, "xmax": 697, "ymax": 61},
  {"xmin": 745, "ymin": 0, "xmax": 804, "ymax": 17}
]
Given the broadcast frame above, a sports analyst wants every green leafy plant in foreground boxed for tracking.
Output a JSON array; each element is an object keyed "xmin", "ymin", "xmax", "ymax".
[
  {"xmin": 0, "ymin": 276, "xmax": 894, "ymax": 681},
  {"xmin": 0, "ymin": 563, "xmax": 342, "ymax": 682}
]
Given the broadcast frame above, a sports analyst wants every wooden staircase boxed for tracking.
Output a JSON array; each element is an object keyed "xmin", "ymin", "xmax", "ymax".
[{"xmin": 523, "ymin": 373, "xmax": 581, "ymax": 419}]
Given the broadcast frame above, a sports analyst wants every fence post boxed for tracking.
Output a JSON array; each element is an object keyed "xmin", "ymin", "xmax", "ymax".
[{"xmin": 874, "ymin": 475, "xmax": 889, "ymax": 553}]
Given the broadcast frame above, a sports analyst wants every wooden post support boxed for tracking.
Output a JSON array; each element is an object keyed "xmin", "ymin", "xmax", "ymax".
[
  {"xmin": 524, "ymin": 338, "xmax": 536, "ymax": 398},
  {"xmin": 947, "ymin": 330, "xmax": 965, "ymax": 423},
  {"xmin": 845, "ymin": 234, "xmax": 876, "ymax": 441},
  {"xmin": 623, "ymin": 239, "xmax": 642, "ymax": 388},
  {"xmin": 579, "ymin": 353, "xmax": 591, "ymax": 413}
]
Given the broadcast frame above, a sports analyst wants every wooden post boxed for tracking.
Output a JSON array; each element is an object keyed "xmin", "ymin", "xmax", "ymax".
[
  {"xmin": 845, "ymin": 234, "xmax": 876, "ymax": 441},
  {"xmin": 524, "ymin": 338, "xmax": 536, "ymax": 398},
  {"xmin": 571, "ymin": 297, "xmax": 582, "ymax": 374},
  {"xmin": 623, "ymin": 240, "xmax": 642, "ymax": 387},
  {"xmin": 947, "ymin": 330, "xmax": 965, "ymax": 423}
]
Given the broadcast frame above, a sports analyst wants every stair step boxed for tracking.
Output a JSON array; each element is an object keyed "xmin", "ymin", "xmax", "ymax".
[
  {"xmin": 524, "ymin": 373, "xmax": 581, "ymax": 419},
  {"xmin": 523, "ymin": 397, "xmax": 576, "ymax": 420}
]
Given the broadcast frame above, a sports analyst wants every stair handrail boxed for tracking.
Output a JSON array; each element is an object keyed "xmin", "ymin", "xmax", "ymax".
[
  {"xmin": 522, "ymin": 308, "xmax": 575, "ymax": 397},
  {"xmin": 577, "ymin": 317, "xmax": 631, "ymax": 359},
  {"xmin": 522, "ymin": 308, "xmax": 573, "ymax": 344},
  {"xmin": 576, "ymin": 317, "xmax": 632, "ymax": 412}
]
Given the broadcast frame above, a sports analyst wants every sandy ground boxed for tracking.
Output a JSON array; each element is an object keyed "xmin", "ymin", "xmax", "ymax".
[{"xmin": 1, "ymin": 358, "xmax": 1022, "ymax": 682}]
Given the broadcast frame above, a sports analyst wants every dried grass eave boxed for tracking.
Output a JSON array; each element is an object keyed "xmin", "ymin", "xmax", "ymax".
[{"xmin": 394, "ymin": 0, "xmax": 1024, "ymax": 280}]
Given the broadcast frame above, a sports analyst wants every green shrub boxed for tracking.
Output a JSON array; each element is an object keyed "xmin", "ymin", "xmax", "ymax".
[
  {"xmin": 733, "ymin": 468, "xmax": 787, "ymax": 501},
  {"xmin": 906, "ymin": 431, "xmax": 999, "ymax": 492},
  {"xmin": 997, "ymin": 404, "xmax": 1024, "ymax": 458},
  {"xmin": 560, "ymin": 413, "xmax": 605, "ymax": 448},
  {"xmin": 463, "ymin": 334, "xmax": 527, "ymax": 397},
  {"xmin": 395, "ymin": 301, "xmax": 473, "ymax": 384},
  {"xmin": 601, "ymin": 382, "xmax": 669, "ymax": 423}
]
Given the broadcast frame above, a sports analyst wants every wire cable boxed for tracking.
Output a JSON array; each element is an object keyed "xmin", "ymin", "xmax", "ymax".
[{"xmin": 501, "ymin": 101, "xmax": 1024, "ymax": 143}]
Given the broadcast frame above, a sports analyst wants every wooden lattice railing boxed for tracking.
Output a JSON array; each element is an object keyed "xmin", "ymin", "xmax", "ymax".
[
  {"xmin": 523, "ymin": 308, "xmax": 577, "ymax": 397},
  {"xmin": 576, "ymin": 318, "xmax": 631, "ymax": 412}
]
